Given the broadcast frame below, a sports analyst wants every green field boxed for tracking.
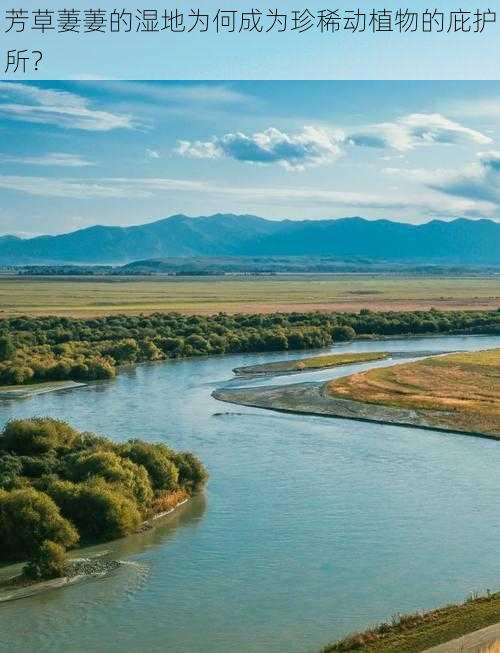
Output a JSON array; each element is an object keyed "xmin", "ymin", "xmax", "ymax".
[
  {"xmin": 0, "ymin": 274, "xmax": 499, "ymax": 316},
  {"xmin": 322, "ymin": 591, "xmax": 500, "ymax": 653}
]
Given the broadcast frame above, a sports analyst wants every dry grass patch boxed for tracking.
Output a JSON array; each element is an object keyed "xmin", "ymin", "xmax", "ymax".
[{"xmin": 328, "ymin": 349, "xmax": 500, "ymax": 437}]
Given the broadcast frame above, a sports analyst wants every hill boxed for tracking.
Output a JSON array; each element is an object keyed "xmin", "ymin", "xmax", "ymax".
[{"xmin": 0, "ymin": 214, "xmax": 498, "ymax": 265}]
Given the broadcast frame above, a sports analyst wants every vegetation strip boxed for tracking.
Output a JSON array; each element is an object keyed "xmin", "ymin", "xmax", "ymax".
[
  {"xmin": 233, "ymin": 351, "xmax": 389, "ymax": 376},
  {"xmin": 0, "ymin": 418, "xmax": 207, "ymax": 583},
  {"xmin": 321, "ymin": 591, "xmax": 500, "ymax": 653},
  {"xmin": 0, "ymin": 309, "xmax": 497, "ymax": 389}
]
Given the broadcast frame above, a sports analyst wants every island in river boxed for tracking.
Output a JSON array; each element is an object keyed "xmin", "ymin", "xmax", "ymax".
[
  {"xmin": 0, "ymin": 417, "xmax": 208, "ymax": 591},
  {"xmin": 214, "ymin": 349, "xmax": 500, "ymax": 439},
  {"xmin": 233, "ymin": 351, "xmax": 389, "ymax": 376}
]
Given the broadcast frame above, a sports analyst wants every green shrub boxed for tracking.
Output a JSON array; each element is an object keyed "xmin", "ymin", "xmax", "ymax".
[
  {"xmin": 66, "ymin": 450, "xmax": 153, "ymax": 507},
  {"xmin": 0, "ymin": 487, "xmax": 78, "ymax": 560},
  {"xmin": 0, "ymin": 418, "xmax": 79, "ymax": 456},
  {"xmin": 23, "ymin": 540, "xmax": 67, "ymax": 580},
  {"xmin": 0, "ymin": 335, "xmax": 15, "ymax": 361},
  {"xmin": 121, "ymin": 441, "xmax": 179, "ymax": 491},
  {"xmin": 0, "ymin": 418, "xmax": 207, "ymax": 567},
  {"xmin": 68, "ymin": 479, "xmax": 141, "ymax": 541},
  {"xmin": 174, "ymin": 452, "xmax": 209, "ymax": 493}
]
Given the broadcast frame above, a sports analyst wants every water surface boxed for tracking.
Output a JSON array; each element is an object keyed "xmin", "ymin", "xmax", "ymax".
[{"xmin": 1, "ymin": 335, "xmax": 499, "ymax": 653}]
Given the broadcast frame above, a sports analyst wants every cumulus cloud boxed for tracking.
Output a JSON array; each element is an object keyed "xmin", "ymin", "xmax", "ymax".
[
  {"xmin": 348, "ymin": 113, "xmax": 492, "ymax": 151},
  {"xmin": 0, "ymin": 152, "xmax": 94, "ymax": 167},
  {"xmin": 176, "ymin": 114, "xmax": 490, "ymax": 170},
  {"xmin": 0, "ymin": 82, "xmax": 134, "ymax": 131},
  {"xmin": 176, "ymin": 126, "xmax": 344, "ymax": 170}
]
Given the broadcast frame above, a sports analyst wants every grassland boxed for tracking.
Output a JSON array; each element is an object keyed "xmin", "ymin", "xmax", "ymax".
[
  {"xmin": 234, "ymin": 352, "xmax": 389, "ymax": 376},
  {"xmin": 328, "ymin": 349, "xmax": 500, "ymax": 437},
  {"xmin": 322, "ymin": 591, "xmax": 500, "ymax": 653},
  {"xmin": 0, "ymin": 273, "xmax": 499, "ymax": 316}
]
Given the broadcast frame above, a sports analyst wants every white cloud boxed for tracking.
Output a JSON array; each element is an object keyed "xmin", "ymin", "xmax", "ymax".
[
  {"xmin": 425, "ymin": 150, "xmax": 500, "ymax": 206},
  {"xmin": 176, "ymin": 114, "xmax": 490, "ymax": 170},
  {"xmin": 177, "ymin": 126, "xmax": 344, "ymax": 170},
  {"xmin": 0, "ymin": 82, "xmax": 134, "ymax": 131},
  {"xmin": 90, "ymin": 81, "xmax": 251, "ymax": 106},
  {"xmin": 0, "ymin": 152, "xmax": 94, "ymax": 167},
  {"xmin": 0, "ymin": 175, "xmax": 208, "ymax": 199},
  {"xmin": 0, "ymin": 173, "xmax": 491, "ymax": 219},
  {"xmin": 348, "ymin": 113, "xmax": 492, "ymax": 151},
  {"xmin": 177, "ymin": 140, "xmax": 221, "ymax": 160},
  {"xmin": 145, "ymin": 149, "xmax": 161, "ymax": 159}
]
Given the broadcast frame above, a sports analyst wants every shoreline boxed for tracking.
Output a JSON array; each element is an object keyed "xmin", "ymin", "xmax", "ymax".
[
  {"xmin": 212, "ymin": 382, "xmax": 499, "ymax": 441},
  {"xmin": 0, "ymin": 331, "xmax": 495, "ymax": 400},
  {"xmin": 232, "ymin": 349, "xmax": 454, "ymax": 378},
  {"xmin": 0, "ymin": 495, "xmax": 192, "ymax": 603},
  {"xmin": 322, "ymin": 590, "xmax": 500, "ymax": 653},
  {"xmin": 0, "ymin": 380, "xmax": 86, "ymax": 399}
]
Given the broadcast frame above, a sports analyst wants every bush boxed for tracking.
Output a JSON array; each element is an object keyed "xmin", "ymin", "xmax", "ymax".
[
  {"xmin": 23, "ymin": 540, "xmax": 67, "ymax": 580},
  {"xmin": 0, "ymin": 488, "xmax": 78, "ymax": 559},
  {"xmin": 0, "ymin": 418, "xmax": 207, "ymax": 567},
  {"xmin": 67, "ymin": 450, "xmax": 153, "ymax": 507},
  {"xmin": 68, "ymin": 479, "xmax": 142, "ymax": 541},
  {"xmin": 0, "ymin": 335, "xmax": 15, "ymax": 361},
  {"xmin": 174, "ymin": 452, "xmax": 209, "ymax": 493},
  {"xmin": 0, "ymin": 417, "xmax": 80, "ymax": 456},
  {"xmin": 121, "ymin": 441, "xmax": 179, "ymax": 491}
]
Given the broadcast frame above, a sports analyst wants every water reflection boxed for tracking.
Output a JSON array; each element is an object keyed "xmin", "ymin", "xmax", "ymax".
[{"xmin": 0, "ymin": 335, "xmax": 499, "ymax": 653}]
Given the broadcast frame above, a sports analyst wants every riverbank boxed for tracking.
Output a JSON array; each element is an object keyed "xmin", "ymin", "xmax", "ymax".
[
  {"xmin": 0, "ymin": 493, "xmax": 192, "ymax": 603},
  {"xmin": 0, "ymin": 380, "xmax": 86, "ymax": 399},
  {"xmin": 322, "ymin": 591, "xmax": 500, "ymax": 653},
  {"xmin": 328, "ymin": 349, "xmax": 499, "ymax": 437},
  {"xmin": 212, "ymin": 382, "xmax": 497, "ymax": 439},
  {"xmin": 215, "ymin": 349, "xmax": 500, "ymax": 439}
]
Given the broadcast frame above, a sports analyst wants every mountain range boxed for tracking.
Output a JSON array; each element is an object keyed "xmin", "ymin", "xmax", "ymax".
[{"xmin": 1, "ymin": 214, "xmax": 499, "ymax": 266}]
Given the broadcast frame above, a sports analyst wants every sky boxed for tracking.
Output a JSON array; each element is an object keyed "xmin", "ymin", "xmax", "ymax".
[{"xmin": 1, "ymin": 80, "xmax": 500, "ymax": 236}]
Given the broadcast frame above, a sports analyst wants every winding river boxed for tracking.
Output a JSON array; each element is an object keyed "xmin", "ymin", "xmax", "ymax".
[{"xmin": 0, "ymin": 334, "xmax": 499, "ymax": 653}]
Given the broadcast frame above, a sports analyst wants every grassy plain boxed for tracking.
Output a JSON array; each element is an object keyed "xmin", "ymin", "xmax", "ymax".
[
  {"xmin": 0, "ymin": 274, "xmax": 499, "ymax": 317},
  {"xmin": 235, "ymin": 352, "xmax": 389, "ymax": 375},
  {"xmin": 328, "ymin": 349, "xmax": 500, "ymax": 437},
  {"xmin": 322, "ymin": 591, "xmax": 500, "ymax": 653}
]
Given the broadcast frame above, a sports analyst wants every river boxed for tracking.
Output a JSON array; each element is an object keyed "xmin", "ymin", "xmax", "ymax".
[{"xmin": 0, "ymin": 334, "xmax": 499, "ymax": 653}]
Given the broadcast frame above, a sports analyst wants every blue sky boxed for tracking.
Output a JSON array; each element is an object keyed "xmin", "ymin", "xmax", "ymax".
[{"xmin": 1, "ymin": 80, "xmax": 500, "ymax": 235}]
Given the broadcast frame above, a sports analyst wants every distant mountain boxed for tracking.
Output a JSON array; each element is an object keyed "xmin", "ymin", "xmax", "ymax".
[{"xmin": 0, "ymin": 214, "xmax": 498, "ymax": 265}]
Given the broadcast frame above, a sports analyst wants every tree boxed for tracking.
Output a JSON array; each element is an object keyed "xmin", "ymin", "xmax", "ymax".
[
  {"xmin": 64, "ymin": 479, "xmax": 141, "ymax": 541},
  {"xmin": 121, "ymin": 441, "xmax": 179, "ymax": 491},
  {"xmin": 108, "ymin": 338, "xmax": 140, "ymax": 363},
  {"xmin": 0, "ymin": 336, "xmax": 15, "ymax": 361},
  {"xmin": 0, "ymin": 418, "xmax": 80, "ymax": 456},
  {"xmin": 174, "ymin": 452, "xmax": 209, "ymax": 493},
  {"xmin": 23, "ymin": 540, "xmax": 67, "ymax": 580},
  {"xmin": 0, "ymin": 488, "xmax": 78, "ymax": 559},
  {"xmin": 331, "ymin": 325, "xmax": 356, "ymax": 341},
  {"xmin": 67, "ymin": 450, "xmax": 153, "ymax": 507}
]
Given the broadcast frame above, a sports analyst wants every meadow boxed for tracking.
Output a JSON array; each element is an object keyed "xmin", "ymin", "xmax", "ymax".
[
  {"xmin": 234, "ymin": 351, "xmax": 389, "ymax": 375},
  {"xmin": 1, "ymin": 273, "xmax": 499, "ymax": 317},
  {"xmin": 328, "ymin": 349, "xmax": 500, "ymax": 437},
  {"xmin": 323, "ymin": 590, "xmax": 500, "ymax": 653}
]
